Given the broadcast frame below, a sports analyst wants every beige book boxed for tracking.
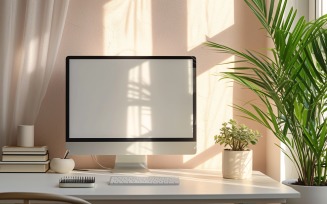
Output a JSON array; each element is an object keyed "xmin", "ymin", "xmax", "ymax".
[
  {"xmin": 0, "ymin": 161, "xmax": 50, "ymax": 173},
  {"xmin": 2, "ymin": 151, "xmax": 48, "ymax": 155},
  {"xmin": 2, "ymin": 153, "xmax": 49, "ymax": 162},
  {"xmin": 2, "ymin": 146, "xmax": 48, "ymax": 152}
]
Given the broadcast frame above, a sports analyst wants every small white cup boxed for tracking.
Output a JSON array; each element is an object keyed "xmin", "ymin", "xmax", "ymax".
[
  {"xmin": 17, "ymin": 125, "xmax": 34, "ymax": 147},
  {"xmin": 50, "ymin": 158, "xmax": 75, "ymax": 174}
]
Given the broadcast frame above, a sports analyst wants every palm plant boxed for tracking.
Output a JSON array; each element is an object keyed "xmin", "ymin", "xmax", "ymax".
[{"xmin": 206, "ymin": 0, "xmax": 327, "ymax": 186}]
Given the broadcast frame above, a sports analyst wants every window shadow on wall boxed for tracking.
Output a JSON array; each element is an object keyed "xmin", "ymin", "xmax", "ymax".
[{"xmin": 148, "ymin": 0, "xmax": 267, "ymax": 172}]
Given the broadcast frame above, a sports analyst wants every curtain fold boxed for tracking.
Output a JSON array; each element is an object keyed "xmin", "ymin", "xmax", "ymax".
[{"xmin": 0, "ymin": 0, "xmax": 69, "ymax": 147}]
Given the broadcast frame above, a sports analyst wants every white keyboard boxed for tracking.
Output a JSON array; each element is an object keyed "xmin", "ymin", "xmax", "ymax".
[{"xmin": 109, "ymin": 176, "xmax": 180, "ymax": 185}]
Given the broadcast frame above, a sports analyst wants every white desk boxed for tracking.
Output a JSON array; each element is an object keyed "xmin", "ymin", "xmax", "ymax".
[{"xmin": 0, "ymin": 169, "xmax": 299, "ymax": 204}]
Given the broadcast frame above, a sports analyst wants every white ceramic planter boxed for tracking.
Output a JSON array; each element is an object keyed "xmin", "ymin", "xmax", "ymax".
[
  {"xmin": 50, "ymin": 158, "xmax": 75, "ymax": 174},
  {"xmin": 222, "ymin": 149, "xmax": 252, "ymax": 179},
  {"xmin": 283, "ymin": 179, "xmax": 327, "ymax": 204}
]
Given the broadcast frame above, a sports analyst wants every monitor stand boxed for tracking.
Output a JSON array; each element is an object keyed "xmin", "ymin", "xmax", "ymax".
[{"xmin": 111, "ymin": 155, "xmax": 149, "ymax": 173}]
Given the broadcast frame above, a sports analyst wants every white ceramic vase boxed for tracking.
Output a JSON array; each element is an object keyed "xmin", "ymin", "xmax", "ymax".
[
  {"xmin": 283, "ymin": 180, "xmax": 327, "ymax": 204},
  {"xmin": 50, "ymin": 158, "xmax": 75, "ymax": 174},
  {"xmin": 222, "ymin": 149, "xmax": 252, "ymax": 179}
]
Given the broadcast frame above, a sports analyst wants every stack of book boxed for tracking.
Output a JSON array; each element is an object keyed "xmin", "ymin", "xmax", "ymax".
[{"xmin": 0, "ymin": 146, "xmax": 49, "ymax": 173}]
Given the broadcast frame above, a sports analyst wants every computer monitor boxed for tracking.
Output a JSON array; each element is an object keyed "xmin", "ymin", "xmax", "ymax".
[{"xmin": 66, "ymin": 56, "xmax": 196, "ymax": 172}]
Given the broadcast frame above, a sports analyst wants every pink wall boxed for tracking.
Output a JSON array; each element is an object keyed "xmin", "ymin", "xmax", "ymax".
[{"xmin": 35, "ymin": 0, "xmax": 267, "ymax": 172}]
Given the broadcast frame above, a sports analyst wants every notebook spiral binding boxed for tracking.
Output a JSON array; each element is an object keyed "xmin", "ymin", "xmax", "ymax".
[{"xmin": 59, "ymin": 176, "xmax": 95, "ymax": 188}]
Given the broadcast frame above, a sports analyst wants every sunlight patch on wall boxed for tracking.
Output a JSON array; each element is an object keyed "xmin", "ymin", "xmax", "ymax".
[
  {"xmin": 187, "ymin": 0, "xmax": 234, "ymax": 51},
  {"xmin": 280, "ymin": 138, "xmax": 298, "ymax": 181},
  {"xmin": 103, "ymin": 0, "xmax": 152, "ymax": 55},
  {"xmin": 183, "ymin": 57, "xmax": 235, "ymax": 169}
]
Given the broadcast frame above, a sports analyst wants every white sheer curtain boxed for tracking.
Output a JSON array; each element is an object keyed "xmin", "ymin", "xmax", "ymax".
[{"xmin": 0, "ymin": 0, "xmax": 69, "ymax": 147}]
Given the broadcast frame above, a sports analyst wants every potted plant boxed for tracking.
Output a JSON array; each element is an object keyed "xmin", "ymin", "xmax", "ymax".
[
  {"xmin": 214, "ymin": 119, "xmax": 261, "ymax": 179},
  {"xmin": 206, "ymin": 0, "xmax": 327, "ymax": 203}
]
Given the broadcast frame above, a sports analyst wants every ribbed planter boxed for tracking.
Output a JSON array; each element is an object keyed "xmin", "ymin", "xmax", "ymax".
[
  {"xmin": 222, "ymin": 149, "xmax": 252, "ymax": 179},
  {"xmin": 283, "ymin": 180, "xmax": 327, "ymax": 204}
]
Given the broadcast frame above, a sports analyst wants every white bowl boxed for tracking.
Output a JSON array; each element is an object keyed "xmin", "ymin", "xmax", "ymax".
[{"xmin": 50, "ymin": 158, "xmax": 75, "ymax": 174}]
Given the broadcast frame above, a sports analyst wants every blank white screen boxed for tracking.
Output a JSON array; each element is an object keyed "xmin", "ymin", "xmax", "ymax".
[{"xmin": 69, "ymin": 58, "xmax": 194, "ymax": 139}]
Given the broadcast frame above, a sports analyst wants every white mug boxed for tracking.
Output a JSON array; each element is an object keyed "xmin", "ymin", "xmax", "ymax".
[{"xmin": 17, "ymin": 125, "xmax": 34, "ymax": 147}]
